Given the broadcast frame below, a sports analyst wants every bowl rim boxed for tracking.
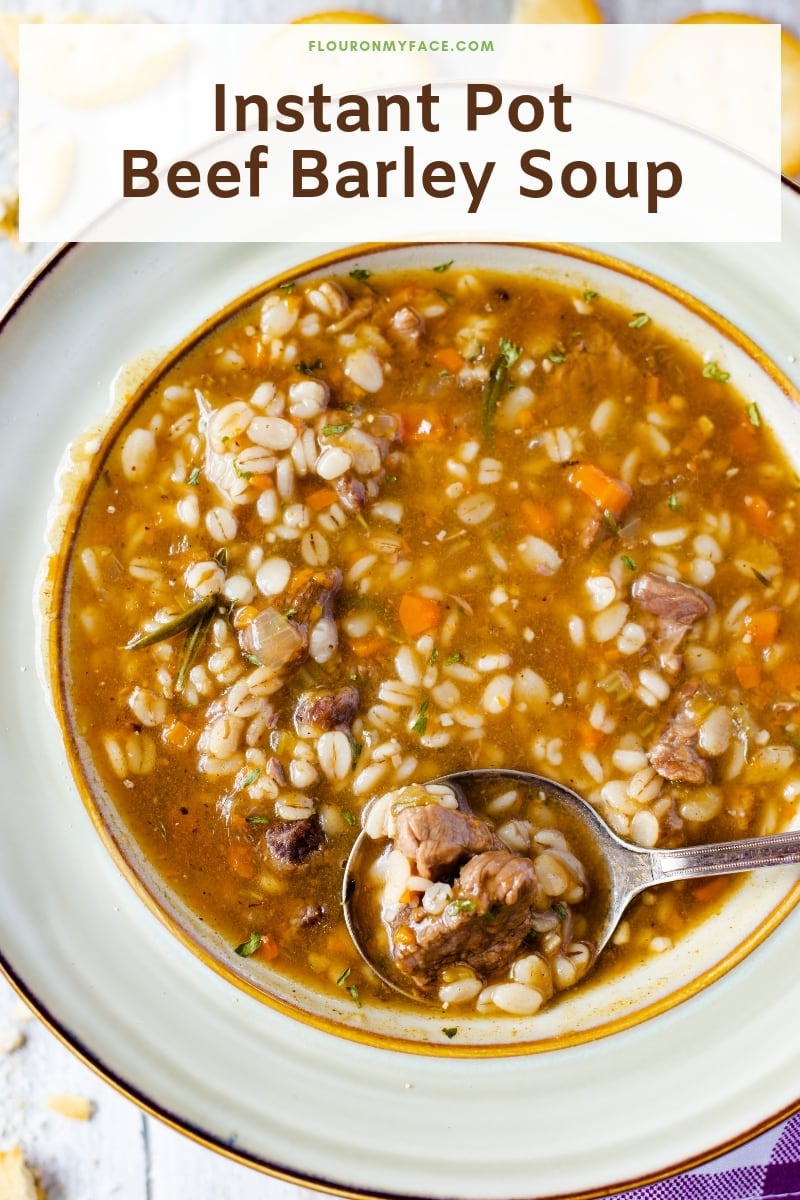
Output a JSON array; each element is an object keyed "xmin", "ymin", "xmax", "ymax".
[{"xmin": 5, "ymin": 189, "xmax": 800, "ymax": 1194}]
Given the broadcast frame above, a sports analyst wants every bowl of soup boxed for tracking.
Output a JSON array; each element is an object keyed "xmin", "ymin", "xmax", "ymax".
[{"xmin": 41, "ymin": 240, "xmax": 800, "ymax": 1052}]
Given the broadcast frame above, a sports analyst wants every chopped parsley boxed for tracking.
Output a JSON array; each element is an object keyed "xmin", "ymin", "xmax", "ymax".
[
  {"xmin": 445, "ymin": 651, "xmax": 463, "ymax": 665},
  {"xmin": 244, "ymin": 652, "xmax": 264, "ymax": 667},
  {"xmin": 322, "ymin": 422, "xmax": 353, "ymax": 436},
  {"xmin": 628, "ymin": 312, "xmax": 650, "ymax": 329},
  {"xmin": 296, "ymin": 358, "xmax": 323, "ymax": 375},
  {"xmin": 347, "ymin": 984, "xmax": 362, "ymax": 1008},
  {"xmin": 447, "ymin": 898, "xmax": 477, "ymax": 915},
  {"xmin": 553, "ymin": 902, "xmax": 568, "ymax": 921},
  {"xmin": 434, "ymin": 287, "xmax": 456, "ymax": 306},
  {"xmin": 667, "ymin": 493, "xmax": 680, "ymax": 511},
  {"xmin": 336, "ymin": 967, "xmax": 351, "ymax": 986},
  {"xmin": 547, "ymin": 348, "xmax": 566, "ymax": 363},
  {"xmin": 583, "ymin": 289, "xmax": 599, "ymax": 302},
  {"xmin": 702, "ymin": 361, "xmax": 730, "ymax": 383},
  {"xmin": 620, "ymin": 554, "xmax": 637, "ymax": 571},
  {"xmin": 432, "ymin": 259, "xmax": 454, "ymax": 272},
  {"xmin": 349, "ymin": 735, "xmax": 363, "ymax": 767},
  {"xmin": 239, "ymin": 768, "xmax": 262, "ymax": 790},
  {"xmin": 499, "ymin": 337, "xmax": 522, "ymax": 366},
  {"xmin": 603, "ymin": 509, "xmax": 620, "ymax": 534},
  {"xmin": 746, "ymin": 402, "xmax": 761, "ymax": 427},
  {"xmin": 245, "ymin": 814, "xmax": 270, "ymax": 825},
  {"xmin": 429, "ymin": 648, "xmax": 439, "ymax": 665},
  {"xmin": 411, "ymin": 697, "xmax": 430, "ymax": 736},
  {"xmin": 442, "ymin": 1027, "xmax": 459, "ymax": 1039},
  {"xmin": 342, "ymin": 810, "xmax": 356, "ymax": 826},
  {"xmin": 349, "ymin": 268, "xmax": 371, "ymax": 280},
  {"xmin": 234, "ymin": 464, "xmax": 253, "ymax": 482},
  {"xmin": 186, "ymin": 467, "xmax": 201, "ymax": 486},
  {"xmin": 278, "ymin": 281, "xmax": 296, "ymax": 292},
  {"xmin": 234, "ymin": 931, "xmax": 261, "ymax": 957}
]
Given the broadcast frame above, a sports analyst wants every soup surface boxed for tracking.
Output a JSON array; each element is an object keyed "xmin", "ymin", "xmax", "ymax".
[{"xmin": 58, "ymin": 259, "xmax": 800, "ymax": 1020}]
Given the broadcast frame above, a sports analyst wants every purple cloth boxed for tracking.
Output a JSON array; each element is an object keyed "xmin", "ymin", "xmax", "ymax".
[{"xmin": 611, "ymin": 1114, "xmax": 800, "ymax": 1199}]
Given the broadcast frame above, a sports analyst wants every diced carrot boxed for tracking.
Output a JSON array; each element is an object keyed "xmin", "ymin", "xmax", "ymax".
[
  {"xmin": 644, "ymin": 374, "xmax": 659, "ymax": 406},
  {"xmin": 568, "ymin": 463, "xmax": 632, "ymax": 518},
  {"xmin": 162, "ymin": 719, "xmax": 196, "ymax": 751},
  {"xmin": 729, "ymin": 416, "xmax": 760, "ymax": 460},
  {"xmin": 775, "ymin": 660, "xmax": 800, "ymax": 692},
  {"xmin": 306, "ymin": 487, "xmax": 338, "ymax": 511},
  {"xmin": 228, "ymin": 844, "xmax": 256, "ymax": 879},
  {"xmin": 350, "ymin": 635, "xmax": 390, "ymax": 659},
  {"xmin": 579, "ymin": 723, "xmax": 605, "ymax": 751},
  {"xmin": 248, "ymin": 474, "xmax": 273, "ymax": 492},
  {"xmin": 521, "ymin": 499, "xmax": 555, "ymax": 537},
  {"xmin": 742, "ymin": 493, "xmax": 774, "ymax": 537},
  {"xmin": 433, "ymin": 347, "xmax": 464, "ymax": 375},
  {"xmin": 398, "ymin": 593, "xmax": 444, "ymax": 637},
  {"xmin": 735, "ymin": 662, "xmax": 762, "ymax": 689},
  {"xmin": 399, "ymin": 405, "xmax": 446, "ymax": 441},
  {"xmin": 744, "ymin": 609, "xmax": 781, "ymax": 649},
  {"xmin": 255, "ymin": 933, "xmax": 280, "ymax": 962},
  {"xmin": 691, "ymin": 877, "xmax": 728, "ymax": 904}
]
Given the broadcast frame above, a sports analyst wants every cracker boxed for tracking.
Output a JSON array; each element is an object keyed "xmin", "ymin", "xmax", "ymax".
[{"xmin": 0, "ymin": 1146, "xmax": 44, "ymax": 1200}]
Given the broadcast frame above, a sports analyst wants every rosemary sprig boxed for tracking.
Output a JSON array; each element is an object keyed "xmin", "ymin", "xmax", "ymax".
[
  {"xmin": 124, "ymin": 596, "xmax": 216, "ymax": 651},
  {"xmin": 175, "ymin": 601, "xmax": 217, "ymax": 693},
  {"xmin": 481, "ymin": 353, "xmax": 507, "ymax": 446}
]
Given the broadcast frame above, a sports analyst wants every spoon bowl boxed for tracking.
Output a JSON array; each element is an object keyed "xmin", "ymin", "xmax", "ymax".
[{"xmin": 342, "ymin": 768, "xmax": 800, "ymax": 1004}]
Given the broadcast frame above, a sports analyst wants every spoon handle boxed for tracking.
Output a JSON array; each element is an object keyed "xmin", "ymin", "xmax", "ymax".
[{"xmin": 649, "ymin": 829, "xmax": 800, "ymax": 883}]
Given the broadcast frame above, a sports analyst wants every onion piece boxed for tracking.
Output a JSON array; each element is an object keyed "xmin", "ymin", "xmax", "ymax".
[{"xmin": 239, "ymin": 608, "xmax": 305, "ymax": 671}]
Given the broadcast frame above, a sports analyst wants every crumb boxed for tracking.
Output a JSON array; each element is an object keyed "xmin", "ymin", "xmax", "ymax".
[
  {"xmin": 0, "ymin": 187, "xmax": 19, "ymax": 243},
  {"xmin": 10, "ymin": 1002, "xmax": 33, "ymax": 1023},
  {"xmin": 0, "ymin": 1145, "xmax": 44, "ymax": 1200},
  {"xmin": 0, "ymin": 1027, "xmax": 26, "ymax": 1055},
  {"xmin": 45, "ymin": 1094, "xmax": 94, "ymax": 1121}
]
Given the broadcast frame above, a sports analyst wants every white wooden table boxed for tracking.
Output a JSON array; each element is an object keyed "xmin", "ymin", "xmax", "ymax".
[{"xmin": 1, "ymin": 0, "xmax": 798, "ymax": 1195}]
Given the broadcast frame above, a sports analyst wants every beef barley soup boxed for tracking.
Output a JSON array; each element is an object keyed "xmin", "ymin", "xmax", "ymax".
[{"xmin": 55, "ymin": 256, "xmax": 800, "ymax": 1023}]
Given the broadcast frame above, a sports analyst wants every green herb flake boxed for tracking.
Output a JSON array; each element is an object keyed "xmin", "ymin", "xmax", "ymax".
[
  {"xmin": 154, "ymin": 820, "xmax": 168, "ymax": 842},
  {"xmin": 246, "ymin": 814, "xmax": 270, "ymax": 825},
  {"xmin": 322, "ymin": 422, "xmax": 353, "ymax": 436},
  {"xmin": 746, "ymin": 402, "xmax": 761, "ymax": 428},
  {"xmin": 620, "ymin": 554, "xmax": 637, "ymax": 571},
  {"xmin": 342, "ymin": 810, "xmax": 356, "ymax": 826},
  {"xmin": 447, "ymin": 898, "xmax": 477, "ymax": 915},
  {"xmin": 240, "ymin": 768, "xmax": 262, "ymax": 790},
  {"xmin": 411, "ymin": 697, "xmax": 430, "ymax": 736},
  {"xmin": 445, "ymin": 651, "xmax": 463, "ymax": 665},
  {"xmin": 442, "ymin": 1027, "xmax": 458, "ymax": 1039},
  {"xmin": 547, "ymin": 348, "xmax": 566, "ymax": 364},
  {"xmin": 432, "ymin": 259, "xmax": 454, "ymax": 273},
  {"xmin": 336, "ymin": 967, "xmax": 351, "ymax": 986},
  {"xmin": 234, "ymin": 464, "xmax": 253, "ymax": 482},
  {"xmin": 429, "ymin": 648, "xmax": 439, "ymax": 665},
  {"xmin": 750, "ymin": 565, "xmax": 771, "ymax": 587},
  {"xmin": 175, "ymin": 602, "xmax": 216, "ymax": 694},
  {"xmin": 347, "ymin": 984, "xmax": 362, "ymax": 1008},
  {"xmin": 214, "ymin": 546, "xmax": 229, "ymax": 569},
  {"xmin": 186, "ymin": 467, "xmax": 201, "ymax": 486},
  {"xmin": 603, "ymin": 509, "xmax": 620, "ymax": 535},
  {"xmin": 296, "ymin": 358, "xmax": 324, "ymax": 375},
  {"xmin": 434, "ymin": 287, "xmax": 456, "ymax": 306},
  {"xmin": 667, "ymin": 493, "xmax": 680, "ymax": 511},
  {"xmin": 499, "ymin": 337, "xmax": 522, "ymax": 366},
  {"xmin": 244, "ymin": 652, "xmax": 264, "ymax": 667},
  {"xmin": 553, "ymin": 902, "xmax": 568, "ymax": 921},
  {"xmin": 278, "ymin": 281, "xmax": 296, "ymax": 292},
  {"xmin": 349, "ymin": 268, "xmax": 371, "ymax": 281},
  {"xmin": 234, "ymin": 931, "xmax": 261, "ymax": 958},
  {"xmin": 702, "ymin": 361, "xmax": 730, "ymax": 383},
  {"xmin": 481, "ymin": 353, "xmax": 508, "ymax": 447},
  {"xmin": 628, "ymin": 312, "xmax": 650, "ymax": 329},
  {"xmin": 385, "ymin": 474, "xmax": 397, "ymax": 484},
  {"xmin": 349, "ymin": 735, "xmax": 363, "ymax": 767},
  {"xmin": 583, "ymin": 289, "xmax": 598, "ymax": 302}
]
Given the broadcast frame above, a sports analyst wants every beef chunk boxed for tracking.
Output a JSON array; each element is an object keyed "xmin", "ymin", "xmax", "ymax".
[
  {"xmin": 334, "ymin": 474, "xmax": 367, "ymax": 513},
  {"xmin": 632, "ymin": 572, "xmax": 713, "ymax": 676},
  {"xmin": 265, "ymin": 816, "xmax": 324, "ymax": 868},
  {"xmin": 284, "ymin": 566, "xmax": 342, "ymax": 627},
  {"xmin": 394, "ymin": 804, "xmax": 501, "ymax": 882},
  {"xmin": 295, "ymin": 903, "xmax": 326, "ymax": 929},
  {"xmin": 648, "ymin": 681, "xmax": 712, "ymax": 785},
  {"xmin": 294, "ymin": 685, "xmax": 359, "ymax": 737},
  {"xmin": 389, "ymin": 849, "xmax": 540, "ymax": 989}
]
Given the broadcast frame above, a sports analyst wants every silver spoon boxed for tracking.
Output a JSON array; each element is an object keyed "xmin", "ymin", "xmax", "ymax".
[{"xmin": 342, "ymin": 768, "xmax": 800, "ymax": 1002}]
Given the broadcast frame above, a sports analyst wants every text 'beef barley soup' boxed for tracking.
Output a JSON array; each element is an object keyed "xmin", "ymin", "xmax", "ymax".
[{"xmin": 58, "ymin": 261, "xmax": 800, "ymax": 1020}]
